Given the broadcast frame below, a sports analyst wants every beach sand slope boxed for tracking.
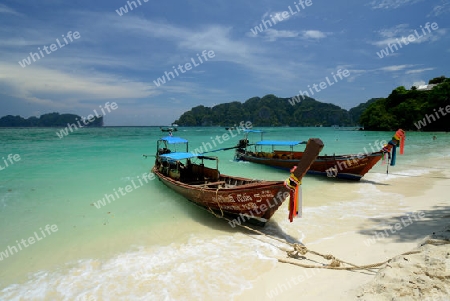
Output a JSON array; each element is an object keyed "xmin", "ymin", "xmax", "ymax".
[{"xmin": 356, "ymin": 224, "xmax": 450, "ymax": 301}]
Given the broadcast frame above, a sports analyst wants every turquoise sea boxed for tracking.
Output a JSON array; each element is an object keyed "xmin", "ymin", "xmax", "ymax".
[{"xmin": 0, "ymin": 127, "xmax": 449, "ymax": 300}]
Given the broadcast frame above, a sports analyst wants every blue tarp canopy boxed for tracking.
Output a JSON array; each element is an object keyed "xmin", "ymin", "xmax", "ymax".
[
  {"xmin": 159, "ymin": 152, "xmax": 198, "ymax": 160},
  {"xmin": 256, "ymin": 140, "xmax": 306, "ymax": 146},
  {"xmin": 160, "ymin": 136, "xmax": 188, "ymax": 144},
  {"xmin": 159, "ymin": 152, "xmax": 217, "ymax": 161}
]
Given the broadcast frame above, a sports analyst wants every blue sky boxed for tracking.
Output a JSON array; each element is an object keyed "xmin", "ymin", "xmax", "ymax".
[{"xmin": 0, "ymin": 0, "xmax": 449, "ymax": 125}]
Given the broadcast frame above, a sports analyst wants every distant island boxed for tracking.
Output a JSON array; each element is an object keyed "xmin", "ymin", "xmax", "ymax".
[
  {"xmin": 0, "ymin": 112, "xmax": 103, "ymax": 127},
  {"xmin": 174, "ymin": 76, "xmax": 449, "ymax": 131},
  {"xmin": 174, "ymin": 94, "xmax": 362, "ymax": 127}
]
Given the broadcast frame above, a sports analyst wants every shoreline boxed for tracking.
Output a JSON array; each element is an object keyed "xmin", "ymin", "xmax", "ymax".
[
  {"xmin": 1, "ymin": 128, "xmax": 449, "ymax": 299},
  {"xmin": 235, "ymin": 161, "xmax": 450, "ymax": 300}
]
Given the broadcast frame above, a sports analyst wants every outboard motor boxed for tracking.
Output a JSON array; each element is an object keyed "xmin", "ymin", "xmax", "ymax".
[
  {"xmin": 237, "ymin": 139, "xmax": 249, "ymax": 149},
  {"xmin": 234, "ymin": 139, "xmax": 249, "ymax": 161}
]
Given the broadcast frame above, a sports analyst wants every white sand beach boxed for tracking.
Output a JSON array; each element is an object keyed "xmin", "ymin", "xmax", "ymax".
[{"xmin": 236, "ymin": 163, "xmax": 450, "ymax": 301}]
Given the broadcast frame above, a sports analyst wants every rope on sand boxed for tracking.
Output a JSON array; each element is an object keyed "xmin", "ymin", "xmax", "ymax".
[
  {"xmin": 206, "ymin": 196, "xmax": 450, "ymax": 271},
  {"xmin": 279, "ymin": 236, "xmax": 450, "ymax": 271},
  {"xmin": 204, "ymin": 208, "xmax": 430, "ymax": 271},
  {"xmin": 421, "ymin": 239, "xmax": 450, "ymax": 246},
  {"xmin": 279, "ymin": 247, "xmax": 421, "ymax": 271}
]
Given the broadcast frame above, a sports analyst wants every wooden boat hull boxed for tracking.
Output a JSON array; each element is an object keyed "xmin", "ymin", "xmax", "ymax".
[
  {"xmin": 235, "ymin": 151, "xmax": 384, "ymax": 180},
  {"xmin": 152, "ymin": 166, "xmax": 287, "ymax": 223}
]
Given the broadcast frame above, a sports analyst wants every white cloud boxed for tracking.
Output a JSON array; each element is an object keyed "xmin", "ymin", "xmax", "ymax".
[
  {"xmin": 378, "ymin": 64, "xmax": 414, "ymax": 72},
  {"xmin": 251, "ymin": 27, "xmax": 327, "ymax": 42},
  {"xmin": 0, "ymin": 4, "xmax": 23, "ymax": 16},
  {"xmin": 104, "ymin": 15, "xmax": 306, "ymax": 80},
  {"xmin": 264, "ymin": 29, "xmax": 299, "ymax": 41},
  {"xmin": 0, "ymin": 63, "xmax": 158, "ymax": 108},
  {"xmin": 371, "ymin": 24, "xmax": 446, "ymax": 47},
  {"xmin": 345, "ymin": 68, "xmax": 369, "ymax": 82},
  {"xmin": 0, "ymin": 10, "xmax": 326, "ymax": 115},
  {"xmin": 302, "ymin": 30, "xmax": 328, "ymax": 39},
  {"xmin": 405, "ymin": 67, "xmax": 435, "ymax": 74},
  {"xmin": 377, "ymin": 24, "xmax": 409, "ymax": 38},
  {"xmin": 107, "ymin": 17, "xmax": 255, "ymax": 63},
  {"xmin": 256, "ymin": 28, "xmax": 329, "ymax": 42},
  {"xmin": 268, "ymin": 11, "xmax": 293, "ymax": 22},
  {"xmin": 260, "ymin": 8, "xmax": 303, "ymax": 23},
  {"xmin": 370, "ymin": 0, "xmax": 425, "ymax": 9},
  {"xmin": 428, "ymin": 1, "xmax": 450, "ymax": 16}
]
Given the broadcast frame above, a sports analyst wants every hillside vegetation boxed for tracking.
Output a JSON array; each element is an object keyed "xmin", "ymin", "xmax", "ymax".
[
  {"xmin": 0, "ymin": 113, "xmax": 103, "ymax": 127},
  {"xmin": 175, "ymin": 94, "xmax": 354, "ymax": 127},
  {"xmin": 175, "ymin": 76, "xmax": 450, "ymax": 131},
  {"xmin": 360, "ymin": 76, "xmax": 450, "ymax": 131}
]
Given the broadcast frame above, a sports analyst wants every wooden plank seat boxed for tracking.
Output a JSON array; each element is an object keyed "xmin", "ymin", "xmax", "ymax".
[{"xmin": 199, "ymin": 181, "xmax": 226, "ymax": 187}]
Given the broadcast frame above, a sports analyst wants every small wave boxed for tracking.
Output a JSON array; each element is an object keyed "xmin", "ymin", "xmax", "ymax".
[{"xmin": 0, "ymin": 235, "xmax": 278, "ymax": 301}]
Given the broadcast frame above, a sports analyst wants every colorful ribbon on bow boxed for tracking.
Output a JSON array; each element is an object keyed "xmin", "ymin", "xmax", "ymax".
[
  {"xmin": 382, "ymin": 129, "xmax": 406, "ymax": 166},
  {"xmin": 284, "ymin": 166, "xmax": 302, "ymax": 222}
]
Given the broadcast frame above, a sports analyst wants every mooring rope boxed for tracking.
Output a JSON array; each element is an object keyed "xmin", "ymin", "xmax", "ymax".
[
  {"xmin": 279, "ymin": 249, "xmax": 421, "ymax": 270},
  {"xmin": 204, "ymin": 207, "xmax": 450, "ymax": 271},
  {"xmin": 204, "ymin": 209, "xmax": 383, "ymax": 271},
  {"xmin": 278, "ymin": 236, "xmax": 450, "ymax": 271},
  {"xmin": 204, "ymin": 184, "xmax": 225, "ymax": 217},
  {"xmin": 422, "ymin": 239, "xmax": 450, "ymax": 246},
  {"xmin": 214, "ymin": 186, "xmax": 224, "ymax": 217}
]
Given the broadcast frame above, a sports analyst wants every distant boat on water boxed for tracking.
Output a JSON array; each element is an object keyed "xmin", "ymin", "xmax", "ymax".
[{"xmin": 160, "ymin": 127, "xmax": 177, "ymax": 132}]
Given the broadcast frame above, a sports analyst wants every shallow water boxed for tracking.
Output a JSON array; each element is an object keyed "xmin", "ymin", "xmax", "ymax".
[{"xmin": 0, "ymin": 127, "xmax": 449, "ymax": 300}]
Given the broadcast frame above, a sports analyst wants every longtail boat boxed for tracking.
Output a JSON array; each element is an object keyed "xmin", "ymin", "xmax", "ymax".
[
  {"xmin": 160, "ymin": 127, "xmax": 177, "ymax": 132},
  {"xmin": 151, "ymin": 136, "xmax": 324, "ymax": 225},
  {"xmin": 234, "ymin": 129, "xmax": 405, "ymax": 181}
]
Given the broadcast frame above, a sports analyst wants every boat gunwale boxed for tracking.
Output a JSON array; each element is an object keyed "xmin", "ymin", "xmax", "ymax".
[{"xmin": 151, "ymin": 166, "xmax": 284, "ymax": 192}]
